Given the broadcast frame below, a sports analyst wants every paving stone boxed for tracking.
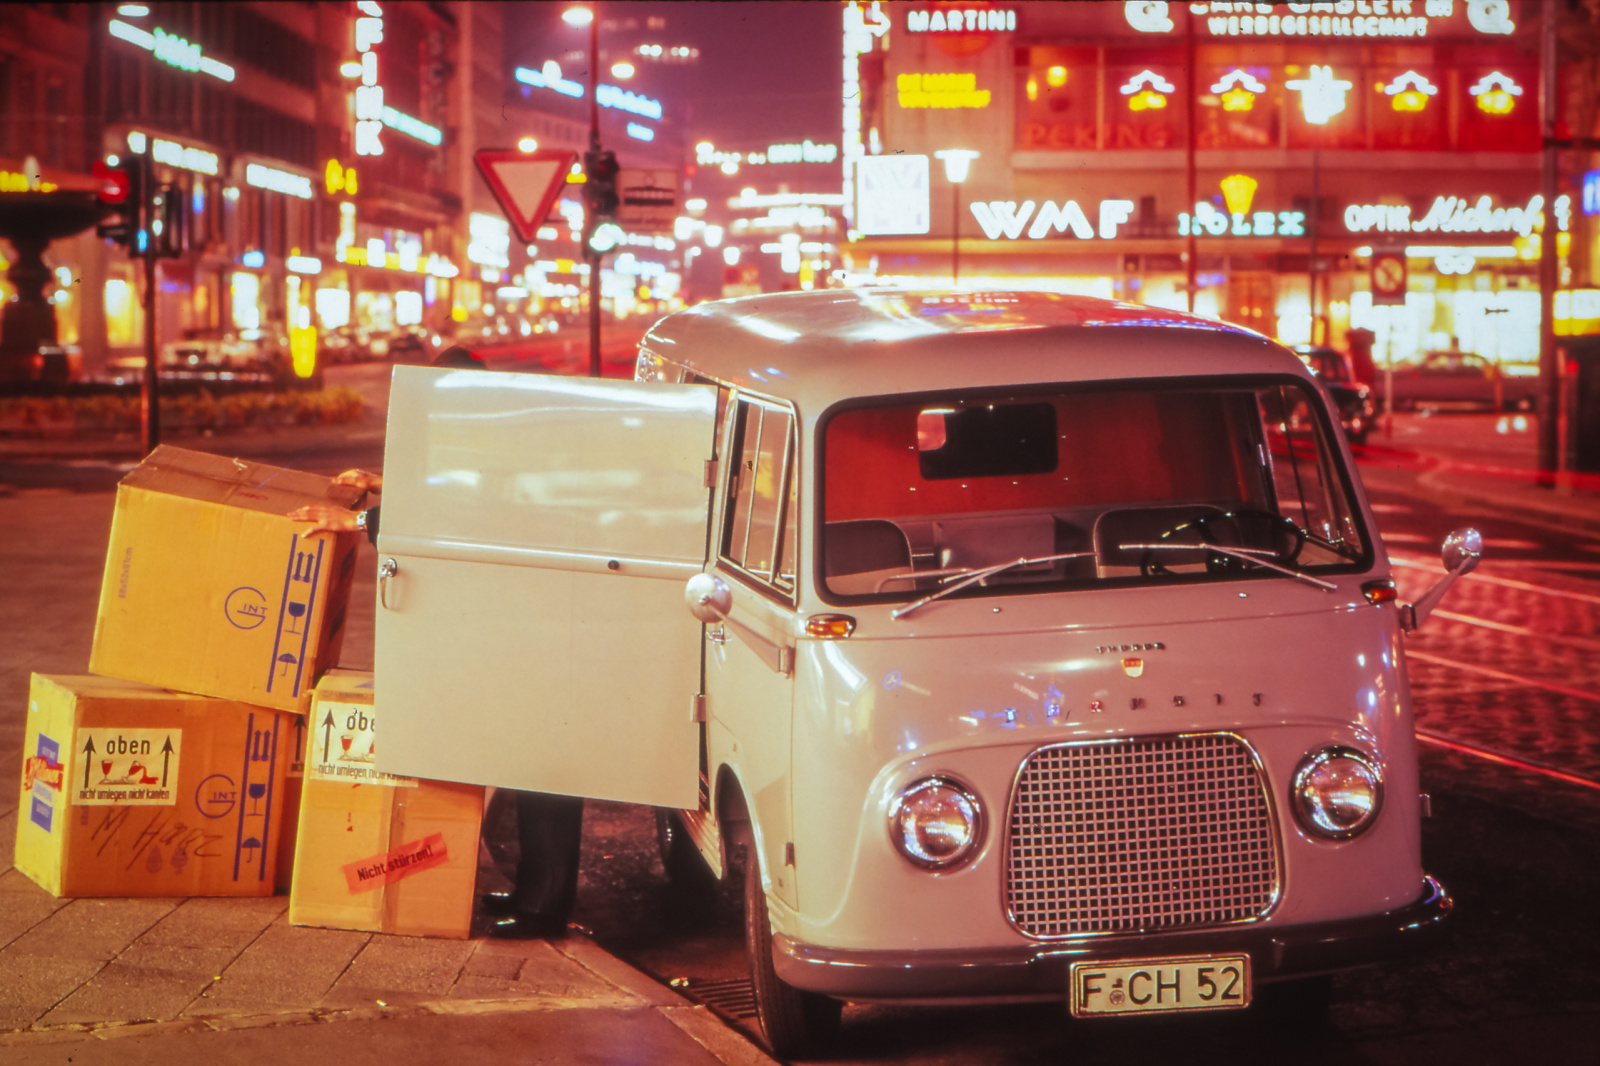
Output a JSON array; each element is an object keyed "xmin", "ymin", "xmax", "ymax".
[
  {"xmin": 182, "ymin": 918, "xmax": 369, "ymax": 1017},
  {"xmin": 320, "ymin": 933, "xmax": 478, "ymax": 1005},
  {"xmin": 0, "ymin": 868, "xmax": 70, "ymax": 951}
]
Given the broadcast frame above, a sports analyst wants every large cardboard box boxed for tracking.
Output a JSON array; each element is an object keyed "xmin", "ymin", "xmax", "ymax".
[
  {"xmin": 288, "ymin": 671, "xmax": 484, "ymax": 938},
  {"xmin": 15, "ymin": 674, "xmax": 297, "ymax": 897},
  {"xmin": 90, "ymin": 445, "xmax": 364, "ymax": 714},
  {"xmin": 274, "ymin": 715, "xmax": 310, "ymax": 893}
]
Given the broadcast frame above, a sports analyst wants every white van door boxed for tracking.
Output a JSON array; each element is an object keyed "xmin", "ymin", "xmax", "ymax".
[{"xmin": 372, "ymin": 366, "xmax": 716, "ymax": 809}]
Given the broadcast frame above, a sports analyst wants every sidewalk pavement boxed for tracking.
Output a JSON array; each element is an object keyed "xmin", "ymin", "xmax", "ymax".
[{"xmin": 0, "ymin": 486, "xmax": 776, "ymax": 1066}]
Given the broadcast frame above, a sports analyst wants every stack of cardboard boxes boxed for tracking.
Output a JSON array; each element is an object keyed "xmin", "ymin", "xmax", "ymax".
[{"xmin": 13, "ymin": 446, "xmax": 483, "ymax": 938}]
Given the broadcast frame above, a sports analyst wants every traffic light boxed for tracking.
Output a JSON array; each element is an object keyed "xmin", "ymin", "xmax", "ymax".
[
  {"xmin": 150, "ymin": 181, "xmax": 186, "ymax": 258},
  {"xmin": 93, "ymin": 158, "xmax": 142, "ymax": 250},
  {"xmin": 583, "ymin": 148, "xmax": 619, "ymax": 221}
]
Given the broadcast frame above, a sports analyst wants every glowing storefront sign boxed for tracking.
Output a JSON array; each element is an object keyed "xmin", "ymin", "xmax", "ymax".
[
  {"xmin": 1127, "ymin": 1, "xmax": 1516, "ymax": 39},
  {"xmin": 325, "ymin": 160, "xmax": 358, "ymax": 196},
  {"xmin": 843, "ymin": 3, "xmax": 889, "ymax": 232},
  {"xmin": 468, "ymin": 212, "xmax": 512, "ymax": 269},
  {"xmin": 1212, "ymin": 70, "xmax": 1266, "ymax": 110},
  {"xmin": 905, "ymin": 7, "xmax": 1016, "ymax": 32},
  {"xmin": 246, "ymin": 163, "xmax": 313, "ymax": 199},
  {"xmin": 381, "ymin": 107, "xmax": 442, "ymax": 145},
  {"xmin": 354, "ymin": 3, "xmax": 384, "ymax": 156},
  {"xmin": 1286, "ymin": 65, "xmax": 1352, "ymax": 124},
  {"xmin": 856, "ymin": 154, "xmax": 929, "ymax": 235},
  {"xmin": 1384, "ymin": 70, "xmax": 1438, "ymax": 111},
  {"xmin": 897, "ymin": 72, "xmax": 991, "ymax": 109},
  {"xmin": 969, "ymin": 199, "xmax": 1139, "ymax": 240},
  {"xmin": 514, "ymin": 63, "xmax": 664, "ymax": 120},
  {"xmin": 0, "ymin": 170, "xmax": 57, "ymax": 192},
  {"xmin": 108, "ymin": 20, "xmax": 235, "ymax": 82},
  {"xmin": 136, "ymin": 133, "xmax": 218, "ymax": 175},
  {"xmin": 1469, "ymin": 72, "xmax": 1522, "ymax": 114},
  {"xmin": 1180, "ymin": 202, "xmax": 1306, "ymax": 236},
  {"xmin": 1583, "ymin": 171, "xmax": 1600, "ymax": 217},
  {"xmin": 1120, "ymin": 71, "xmax": 1175, "ymax": 111},
  {"xmin": 1344, "ymin": 194, "xmax": 1571, "ymax": 237}
]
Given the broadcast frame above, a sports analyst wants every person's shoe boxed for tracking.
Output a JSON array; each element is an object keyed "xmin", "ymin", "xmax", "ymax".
[
  {"xmin": 489, "ymin": 913, "xmax": 568, "ymax": 939},
  {"xmin": 481, "ymin": 891, "xmax": 517, "ymax": 917}
]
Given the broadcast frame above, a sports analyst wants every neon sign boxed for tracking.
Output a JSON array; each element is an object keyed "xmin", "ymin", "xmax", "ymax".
[
  {"xmin": 1383, "ymin": 71, "xmax": 1437, "ymax": 112},
  {"xmin": 246, "ymin": 163, "xmax": 312, "ymax": 200},
  {"xmin": 843, "ymin": 3, "xmax": 889, "ymax": 232},
  {"xmin": 1120, "ymin": 71, "xmax": 1174, "ymax": 111},
  {"xmin": 381, "ymin": 107, "xmax": 442, "ymax": 145},
  {"xmin": 1127, "ymin": 1, "xmax": 1516, "ymax": 39},
  {"xmin": 1470, "ymin": 72, "xmax": 1522, "ymax": 115},
  {"xmin": 353, "ymin": 1, "xmax": 384, "ymax": 156},
  {"xmin": 325, "ymin": 160, "xmax": 359, "ymax": 196},
  {"xmin": 905, "ymin": 8, "xmax": 1016, "ymax": 32},
  {"xmin": 1211, "ymin": 70, "xmax": 1266, "ymax": 111},
  {"xmin": 1286, "ymin": 65, "xmax": 1352, "ymax": 124},
  {"xmin": 1180, "ymin": 202, "xmax": 1305, "ymax": 237},
  {"xmin": 108, "ymin": 20, "xmax": 234, "ymax": 82},
  {"xmin": 897, "ymin": 73, "xmax": 992, "ymax": 109},
  {"xmin": 1344, "ymin": 194, "xmax": 1570, "ymax": 237},
  {"xmin": 513, "ymin": 64, "xmax": 664, "ymax": 119},
  {"xmin": 968, "ymin": 199, "xmax": 1138, "ymax": 241}
]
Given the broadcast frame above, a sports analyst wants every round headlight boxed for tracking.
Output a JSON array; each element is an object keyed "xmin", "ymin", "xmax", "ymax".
[
  {"xmin": 889, "ymin": 777, "xmax": 984, "ymax": 869},
  {"xmin": 1292, "ymin": 747, "xmax": 1383, "ymax": 840}
]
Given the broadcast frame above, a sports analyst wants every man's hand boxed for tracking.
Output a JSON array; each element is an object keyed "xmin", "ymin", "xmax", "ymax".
[
  {"xmin": 289, "ymin": 503, "xmax": 364, "ymax": 534},
  {"xmin": 332, "ymin": 469, "xmax": 383, "ymax": 493}
]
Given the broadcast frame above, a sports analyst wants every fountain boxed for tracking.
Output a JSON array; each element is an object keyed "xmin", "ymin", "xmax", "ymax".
[{"xmin": 0, "ymin": 184, "xmax": 112, "ymax": 382}]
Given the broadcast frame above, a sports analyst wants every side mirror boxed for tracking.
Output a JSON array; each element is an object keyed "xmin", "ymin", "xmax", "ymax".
[
  {"xmin": 1402, "ymin": 528, "xmax": 1482, "ymax": 631},
  {"xmin": 685, "ymin": 572, "xmax": 732, "ymax": 623}
]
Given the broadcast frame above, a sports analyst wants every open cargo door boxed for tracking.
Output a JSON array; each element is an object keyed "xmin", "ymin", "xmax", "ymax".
[{"xmin": 372, "ymin": 366, "xmax": 716, "ymax": 808}]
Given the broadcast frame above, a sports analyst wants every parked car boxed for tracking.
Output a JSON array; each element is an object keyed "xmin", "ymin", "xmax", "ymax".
[
  {"xmin": 1374, "ymin": 349, "xmax": 1538, "ymax": 411},
  {"xmin": 369, "ymin": 290, "xmax": 1475, "ymax": 1057},
  {"xmin": 1294, "ymin": 345, "xmax": 1376, "ymax": 444}
]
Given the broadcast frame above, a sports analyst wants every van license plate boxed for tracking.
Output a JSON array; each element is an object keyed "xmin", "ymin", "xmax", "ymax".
[{"xmin": 1070, "ymin": 954, "xmax": 1251, "ymax": 1017}]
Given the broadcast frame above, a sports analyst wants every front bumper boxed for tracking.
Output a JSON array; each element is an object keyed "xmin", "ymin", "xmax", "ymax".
[{"xmin": 774, "ymin": 875, "xmax": 1451, "ymax": 1001}]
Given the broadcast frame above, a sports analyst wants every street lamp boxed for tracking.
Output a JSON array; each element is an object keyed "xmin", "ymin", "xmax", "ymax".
[
  {"xmin": 564, "ymin": 3, "xmax": 604, "ymax": 376},
  {"xmin": 934, "ymin": 149, "xmax": 978, "ymax": 287}
]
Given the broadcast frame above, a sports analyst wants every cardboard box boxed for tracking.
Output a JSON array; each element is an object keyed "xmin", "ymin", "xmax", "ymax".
[
  {"xmin": 15, "ymin": 674, "xmax": 296, "ymax": 898},
  {"xmin": 90, "ymin": 445, "xmax": 364, "ymax": 714},
  {"xmin": 288, "ymin": 671, "xmax": 484, "ymax": 939},
  {"xmin": 275, "ymin": 716, "xmax": 310, "ymax": 893}
]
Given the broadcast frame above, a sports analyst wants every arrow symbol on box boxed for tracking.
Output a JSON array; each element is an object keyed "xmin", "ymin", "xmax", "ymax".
[
  {"xmin": 82, "ymin": 735, "xmax": 95, "ymax": 789},
  {"xmin": 161, "ymin": 736, "xmax": 174, "ymax": 787},
  {"xmin": 321, "ymin": 709, "xmax": 334, "ymax": 764}
]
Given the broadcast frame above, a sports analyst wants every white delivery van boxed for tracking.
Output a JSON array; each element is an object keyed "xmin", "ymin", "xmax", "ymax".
[{"xmin": 372, "ymin": 290, "xmax": 1475, "ymax": 1056}]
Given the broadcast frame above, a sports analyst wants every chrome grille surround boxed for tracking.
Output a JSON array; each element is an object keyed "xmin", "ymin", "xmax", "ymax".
[{"xmin": 1006, "ymin": 733, "xmax": 1280, "ymax": 939}]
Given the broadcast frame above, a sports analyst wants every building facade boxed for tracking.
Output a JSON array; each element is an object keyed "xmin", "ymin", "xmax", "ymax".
[{"xmin": 842, "ymin": 0, "xmax": 1594, "ymax": 367}]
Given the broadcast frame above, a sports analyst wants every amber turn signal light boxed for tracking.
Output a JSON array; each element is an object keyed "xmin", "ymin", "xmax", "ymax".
[
  {"xmin": 805, "ymin": 614, "xmax": 857, "ymax": 638},
  {"xmin": 1361, "ymin": 580, "xmax": 1398, "ymax": 606}
]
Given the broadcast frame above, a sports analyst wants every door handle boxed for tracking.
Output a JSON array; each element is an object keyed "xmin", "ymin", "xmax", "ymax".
[{"xmin": 379, "ymin": 557, "xmax": 398, "ymax": 610}]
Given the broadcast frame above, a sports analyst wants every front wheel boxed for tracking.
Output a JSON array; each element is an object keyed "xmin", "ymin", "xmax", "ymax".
[{"xmin": 740, "ymin": 829, "xmax": 841, "ymax": 1058}]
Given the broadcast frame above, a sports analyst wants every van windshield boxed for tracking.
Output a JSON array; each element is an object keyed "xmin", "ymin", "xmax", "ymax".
[{"xmin": 820, "ymin": 380, "xmax": 1369, "ymax": 604}]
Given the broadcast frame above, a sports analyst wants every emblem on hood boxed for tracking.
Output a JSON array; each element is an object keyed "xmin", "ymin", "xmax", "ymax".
[{"xmin": 1121, "ymin": 657, "xmax": 1145, "ymax": 678}]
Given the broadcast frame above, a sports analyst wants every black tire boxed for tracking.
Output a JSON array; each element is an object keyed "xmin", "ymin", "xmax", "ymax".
[{"xmin": 739, "ymin": 828, "xmax": 841, "ymax": 1059}]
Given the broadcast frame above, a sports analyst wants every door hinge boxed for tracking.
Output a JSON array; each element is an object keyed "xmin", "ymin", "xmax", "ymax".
[
  {"xmin": 691, "ymin": 692, "xmax": 707, "ymax": 722},
  {"xmin": 703, "ymin": 458, "xmax": 718, "ymax": 489}
]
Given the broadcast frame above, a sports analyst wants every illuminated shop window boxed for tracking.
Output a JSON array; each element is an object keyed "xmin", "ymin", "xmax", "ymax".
[
  {"xmin": 1016, "ymin": 47, "xmax": 1096, "ymax": 151},
  {"xmin": 1373, "ymin": 68, "xmax": 1445, "ymax": 150},
  {"xmin": 1460, "ymin": 67, "xmax": 1538, "ymax": 151},
  {"xmin": 1197, "ymin": 65, "xmax": 1276, "ymax": 149}
]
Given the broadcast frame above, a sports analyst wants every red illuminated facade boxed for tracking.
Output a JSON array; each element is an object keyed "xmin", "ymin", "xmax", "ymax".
[{"xmin": 843, "ymin": 1, "xmax": 1590, "ymax": 366}]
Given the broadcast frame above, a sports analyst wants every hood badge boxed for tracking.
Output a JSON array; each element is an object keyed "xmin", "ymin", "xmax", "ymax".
[{"xmin": 1121, "ymin": 657, "xmax": 1145, "ymax": 678}]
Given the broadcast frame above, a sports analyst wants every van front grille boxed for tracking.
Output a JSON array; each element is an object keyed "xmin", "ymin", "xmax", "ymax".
[{"xmin": 1006, "ymin": 734, "xmax": 1278, "ymax": 938}]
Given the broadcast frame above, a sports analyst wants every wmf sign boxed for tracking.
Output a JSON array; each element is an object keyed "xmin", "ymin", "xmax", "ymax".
[{"xmin": 855, "ymin": 154, "xmax": 929, "ymax": 235}]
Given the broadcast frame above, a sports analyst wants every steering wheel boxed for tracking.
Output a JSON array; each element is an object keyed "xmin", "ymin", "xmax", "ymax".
[{"xmin": 1140, "ymin": 510, "xmax": 1306, "ymax": 577}]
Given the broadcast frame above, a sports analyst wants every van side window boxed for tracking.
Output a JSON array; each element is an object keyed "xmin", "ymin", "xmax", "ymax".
[{"xmin": 721, "ymin": 397, "xmax": 797, "ymax": 596}]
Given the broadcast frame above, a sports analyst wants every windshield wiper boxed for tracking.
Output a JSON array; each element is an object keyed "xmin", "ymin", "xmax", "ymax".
[
  {"xmin": 1127, "ymin": 543, "xmax": 1336, "ymax": 591},
  {"xmin": 890, "ymin": 552, "xmax": 1096, "ymax": 620}
]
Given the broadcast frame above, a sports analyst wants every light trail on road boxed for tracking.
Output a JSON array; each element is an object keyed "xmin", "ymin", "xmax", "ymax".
[
  {"xmin": 1405, "ymin": 649, "xmax": 1600, "ymax": 704},
  {"xmin": 1428, "ymin": 609, "xmax": 1600, "ymax": 653},
  {"xmin": 1390, "ymin": 554, "xmax": 1600, "ymax": 606},
  {"xmin": 1417, "ymin": 730, "xmax": 1600, "ymax": 792}
]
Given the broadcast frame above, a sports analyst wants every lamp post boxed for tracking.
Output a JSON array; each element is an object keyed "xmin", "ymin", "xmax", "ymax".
[
  {"xmin": 934, "ymin": 149, "xmax": 978, "ymax": 288},
  {"xmin": 564, "ymin": 4, "xmax": 603, "ymax": 377}
]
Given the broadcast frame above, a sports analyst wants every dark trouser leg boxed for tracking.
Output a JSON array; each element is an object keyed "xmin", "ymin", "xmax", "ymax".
[{"xmin": 512, "ymin": 790, "xmax": 583, "ymax": 921}]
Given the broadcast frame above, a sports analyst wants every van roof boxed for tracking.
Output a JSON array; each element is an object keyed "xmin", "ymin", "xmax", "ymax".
[{"xmin": 641, "ymin": 289, "xmax": 1307, "ymax": 414}]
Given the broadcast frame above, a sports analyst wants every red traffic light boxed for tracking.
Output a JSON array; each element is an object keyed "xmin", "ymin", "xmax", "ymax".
[{"xmin": 93, "ymin": 160, "xmax": 130, "ymax": 204}]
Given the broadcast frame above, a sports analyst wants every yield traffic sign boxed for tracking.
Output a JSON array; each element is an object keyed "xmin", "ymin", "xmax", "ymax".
[{"xmin": 473, "ymin": 148, "xmax": 578, "ymax": 244}]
